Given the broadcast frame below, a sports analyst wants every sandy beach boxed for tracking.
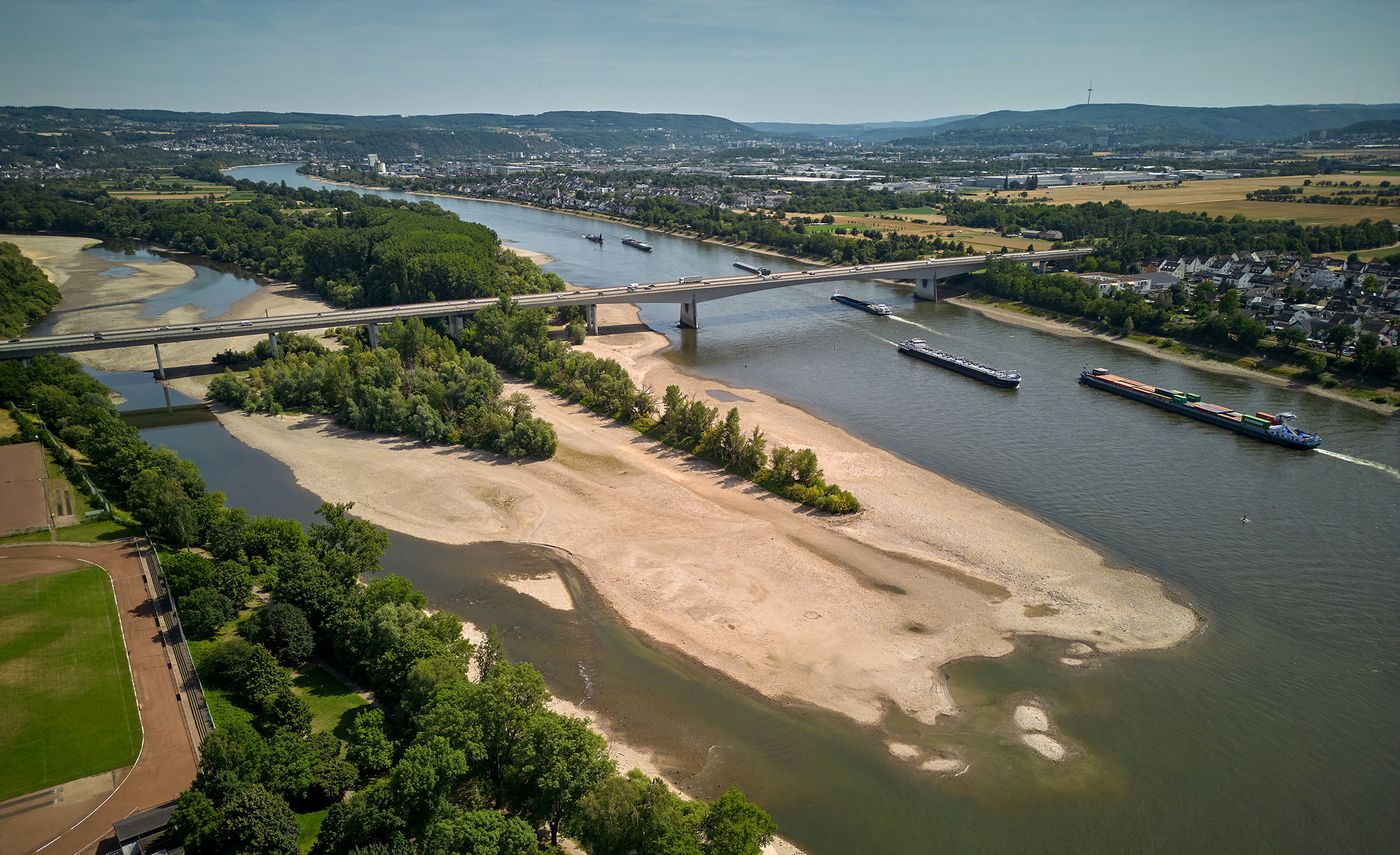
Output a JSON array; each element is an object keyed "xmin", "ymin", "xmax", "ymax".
[{"xmin": 947, "ymin": 295, "xmax": 1397, "ymax": 414}]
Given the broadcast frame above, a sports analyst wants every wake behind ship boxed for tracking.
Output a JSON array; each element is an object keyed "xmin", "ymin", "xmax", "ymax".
[
  {"xmin": 898, "ymin": 339, "xmax": 1021, "ymax": 387},
  {"xmin": 1079, "ymin": 368, "xmax": 1322, "ymax": 449}
]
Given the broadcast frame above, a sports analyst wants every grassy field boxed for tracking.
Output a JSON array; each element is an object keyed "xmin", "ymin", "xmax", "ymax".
[
  {"xmin": 0, "ymin": 518, "xmax": 136, "ymax": 546},
  {"xmin": 797, "ymin": 213, "xmax": 1039, "ymax": 252},
  {"xmin": 104, "ymin": 174, "xmax": 254, "ymax": 204},
  {"xmin": 971, "ymin": 174, "xmax": 1396, "ymax": 226},
  {"xmin": 292, "ymin": 665, "xmax": 366, "ymax": 739},
  {"xmin": 0, "ymin": 566, "xmax": 141, "ymax": 800},
  {"xmin": 0, "ymin": 410, "xmax": 18, "ymax": 438},
  {"xmin": 296, "ymin": 808, "xmax": 330, "ymax": 853}
]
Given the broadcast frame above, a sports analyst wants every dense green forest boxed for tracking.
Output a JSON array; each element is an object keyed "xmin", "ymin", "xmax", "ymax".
[
  {"xmin": 0, "ymin": 240, "xmax": 61, "ymax": 338},
  {"xmin": 0, "ymin": 181, "xmax": 564, "ymax": 307},
  {"xmin": 1, "ymin": 356, "xmax": 778, "ymax": 854},
  {"xmin": 209, "ymin": 325, "xmax": 559, "ymax": 458}
]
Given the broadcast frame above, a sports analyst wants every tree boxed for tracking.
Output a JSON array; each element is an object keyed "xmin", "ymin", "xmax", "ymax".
[
  {"xmin": 1372, "ymin": 346, "xmax": 1400, "ymax": 381},
  {"xmin": 1304, "ymin": 352, "xmax": 1328, "ymax": 379},
  {"xmin": 1325, "ymin": 323, "xmax": 1355, "ymax": 354},
  {"xmin": 1353, "ymin": 333, "xmax": 1380, "ymax": 373},
  {"xmin": 163, "ymin": 551, "xmax": 216, "ymax": 598},
  {"xmin": 477, "ymin": 662, "xmax": 549, "ymax": 801},
  {"xmin": 310, "ymin": 502, "xmax": 389, "ymax": 587},
  {"xmin": 701, "ymin": 788, "xmax": 777, "ymax": 855},
  {"xmin": 171, "ymin": 789, "xmax": 221, "ymax": 854},
  {"xmin": 128, "ymin": 468, "xmax": 199, "ymax": 546},
  {"xmin": 390, "ymin": 736, "xmax": 468, "ymax": 830},
  {"xmin": 180, "ymin": 587, "xmax": 234, "ymax": 639},
  {"xmin": 516, "ymin": 713, "xmax": 616, "ymax": 845},
  {"xmin": 346, "ymin": 708, "xmax": 395, "ymax": 775},
  {"xmin": 247, "ymin": 602, "xmax": 315, "ymax": 666},
  {"xmin": 1276, "ymin": 326, "xmax": 1307, "ymax": 353},
  {"xmin": 1217, "ymin": 287, "xmax": 1241, "ymax": 316},
  {"xmin": 219, "ymin": 784, "xmax": 300, "ymax": 855},
  {"xmin": 474, "ymin": 625, "xmax": 507, "ymax": 682}
]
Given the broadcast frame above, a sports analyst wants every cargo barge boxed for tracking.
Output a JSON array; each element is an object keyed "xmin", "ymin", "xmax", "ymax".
[
  {"xmin": 898, "ymin": 338, "xmax": 1021, "ymax": 387},
  {"xmin": 584, "ymin": 233, "xmax": 604, "ymax": 244},
  {"xmin": 831, "ymin": 293, "xmax": 893, "ymax": 316},
  {"xmin": 621, "ymin": 236, "xmax": 653, "ymax": 252},
  {"xmin": 1078, "ymin": 368, "xmax": 1321, "ymax": 449},
  {"xmin": 733, "ymin": 261, "xmax": 772, "ymax": 276}
]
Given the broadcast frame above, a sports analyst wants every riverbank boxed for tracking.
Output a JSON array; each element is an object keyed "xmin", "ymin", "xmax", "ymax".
[{"xmin": 948, "ymin": 294, "xmax": 1398, "ymax": 415}]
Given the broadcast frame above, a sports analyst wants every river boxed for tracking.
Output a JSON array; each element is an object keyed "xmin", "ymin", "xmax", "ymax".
[{"xmin": 87, "ymin": 164, "xmax": 1400, "ymax": 852}]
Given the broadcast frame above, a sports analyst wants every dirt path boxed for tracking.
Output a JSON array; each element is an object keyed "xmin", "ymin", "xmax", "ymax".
[{"xmin": 0, "ymin": 542, "xmax": 199, "ymax": 855}]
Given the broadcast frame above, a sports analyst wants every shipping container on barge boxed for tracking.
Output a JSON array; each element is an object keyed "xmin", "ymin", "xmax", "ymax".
[
  {"xmin": 1078, "ymin": 368, "xmax": 1321, "ymax": 449},
  {"xmin": 831, "ymin": 293, "xmax": 893, "ymax": 316},
  {"xmin": 898, "ymin": 339, "xmax": 1021, "ymax": 387}
]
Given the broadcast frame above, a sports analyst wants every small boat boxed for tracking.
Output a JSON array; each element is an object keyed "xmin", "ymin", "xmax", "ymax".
[{"xmin": 584, "ymin": 233, "xmax": 604, "ymax": 244}]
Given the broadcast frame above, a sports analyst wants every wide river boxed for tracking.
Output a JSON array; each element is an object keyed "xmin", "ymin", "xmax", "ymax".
[{"xmin": 101, "ymin": 164, "xmax": 1400, "ymax": 852}]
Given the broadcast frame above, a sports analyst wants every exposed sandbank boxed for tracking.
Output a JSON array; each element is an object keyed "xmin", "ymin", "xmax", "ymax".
[
  {"xmin": 947, "ymin": 295, "xmax": 1396, "ymax": 415},
  {"xmin": 194, "ymin": 299, "xmax": 1197, "ymax": 732},
  {"xmin": 502, "ymin": 573, "xmax": 575, "ymax": 611},
  {"xmin": 502, "ymin": 245, "xmax": 554, "ymax": 266},
  {"xmin": 6, "ymin": 233, "xmax": 332, "ymax": 373}
]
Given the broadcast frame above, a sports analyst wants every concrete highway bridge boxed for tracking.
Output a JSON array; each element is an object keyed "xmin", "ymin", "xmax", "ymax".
[{"xmin": 0, "ymin": 249, "xmax": 1090, "ymax": 373}]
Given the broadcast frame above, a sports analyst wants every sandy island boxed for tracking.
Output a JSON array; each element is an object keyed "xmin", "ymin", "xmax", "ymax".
[
  {"xmin": 192, "ymin": 298, "xmax": 1198, "ymax": 729},
  {"xmin": 15, "ymin": 236, "xmax": 1195, "ymax": 765}
]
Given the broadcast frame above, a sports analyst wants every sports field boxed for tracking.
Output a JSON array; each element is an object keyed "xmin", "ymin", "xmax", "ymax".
[{"xmin": 0, "ymin": 565, "xmax": 141, "ymax": 800}]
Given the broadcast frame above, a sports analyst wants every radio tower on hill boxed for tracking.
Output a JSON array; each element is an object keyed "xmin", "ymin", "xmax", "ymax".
[{"xmin": 1087, "ymin": 80, "xmax": 1093, "ymax": 104}]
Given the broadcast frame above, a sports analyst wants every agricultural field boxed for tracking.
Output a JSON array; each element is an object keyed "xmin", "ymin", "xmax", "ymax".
[
  {"xmin": 103, "ymin": 172, "xmax": 254, "ymax": 203},
  {"xmin": 796, "ymin": 212, "xmax": 1040, "ymax": 252},
  {"xmin": 0, "ymin": 566, "xmax": 141, "ymax": 800},
  {"xmin": 970, "ymin": 173, "xmax": 1398, "ymax": 226}
]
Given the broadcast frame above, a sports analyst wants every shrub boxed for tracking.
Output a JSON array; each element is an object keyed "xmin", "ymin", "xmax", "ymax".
[{"xmin": 180, "ymin": 587, "xmax": 235, "ymax": 639}]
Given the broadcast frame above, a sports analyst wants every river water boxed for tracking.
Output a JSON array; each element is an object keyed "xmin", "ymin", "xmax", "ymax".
[{"xmin": 86, "ymin": 164, "xmax": 1400, "ymax": 852}]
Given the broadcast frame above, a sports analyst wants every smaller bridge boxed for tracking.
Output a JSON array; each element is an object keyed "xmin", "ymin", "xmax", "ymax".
[{"xmin": 0, "ymin": 249, "xmax": 1090, "ymax": 370}]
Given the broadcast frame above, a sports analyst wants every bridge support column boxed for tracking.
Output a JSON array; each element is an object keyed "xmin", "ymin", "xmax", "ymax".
[
  {"xmin": 914, "ymin": 275, "xmax": 940, "ymax": 302},
  {"xmin": 584, "ymin": 304, "xmax": 598, "ymax": 336},
  {"xmin": 448, "ymin": 315, "xmax": 463, "ymax": 342},
  {"xmin": 153, "ymin": 343, "xmax": 166, "ymax": 382},
  {"xmin": 267, "ymin": 332, "xmax": 281, "ymax": 358},
  {"xmin": 1033, "ymin": 261, "xmax": 1047, "ymax": 274},
  {"xmin": 679, "ymin": 296, "xmax": 699, "ymax": 329},
  {"xmin": 366, "ymin": 322, "xmax": 380, "ymax": 348}
]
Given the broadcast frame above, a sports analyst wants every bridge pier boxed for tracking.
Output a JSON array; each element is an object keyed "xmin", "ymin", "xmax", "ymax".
[
  {"xmin": 448, "ymin": 315, "xmax": 463, "ymax": 342},
  {"xmin": 366, "ymin": 322, "xmax": 380, "ymax": 348},
  {"xmin": 914, "ymin": 275, "xmax": 940, "ymax": 302},
  {"xmin": 584, "ymin": 304, "xmax": 598, "ymax": 336},
  {"xmin": 679, "ymin": 296, "xmax": 699, "ymax": 329},
  {"xmin": 266, "ymin": 332, "xmax": 281, "ymax": 358},
  {"xmin": 152, "ymin": 343, "xmax": 166, "ymax": 382},
  {"xmin": 1033, "ymin": 261, "xmax": 1047, "ymax": 274}
]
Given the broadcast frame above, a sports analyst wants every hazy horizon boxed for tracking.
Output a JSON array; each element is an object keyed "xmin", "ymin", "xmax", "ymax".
[{"xmin": 2, "ymin": 0, "xmax": 1397, "ymax": 124}]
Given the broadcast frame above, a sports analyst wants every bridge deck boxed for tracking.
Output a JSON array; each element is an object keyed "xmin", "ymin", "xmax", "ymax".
[{"xmin": 0, "ymin": 249, "xmax": 1090, "ymax": 359}]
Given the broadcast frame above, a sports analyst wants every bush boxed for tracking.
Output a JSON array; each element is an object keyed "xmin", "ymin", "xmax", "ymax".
[
  {"xmin": 202, "ymin": 638, "xmax": 291, "ymax": 702},
  {"xmin": 180, "ymin": 587, "xmax": 235, "ymax": 639}
]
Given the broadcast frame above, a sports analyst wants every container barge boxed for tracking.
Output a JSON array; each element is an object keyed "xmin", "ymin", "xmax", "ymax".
[
  {"xmin": 831, "ymin": 293, "xmax": 893, "ymax": 316},
  {"xmin": 621, "ymin": 237, "xmax": 653, "ymax": 252},
  {"xmin": 733, "ymin": 261, "xmax": 772, "ymax": 276},
  {"xmin": 1078, "ymin": 368, "xmax": 1321, "ymax": 449},
  {"xmin": 583, "ymin": 233, "xmax": 604, "ymax": 244},
  {"xmin": 898, "ymin": 338, "xmax": 1021, "ymax": 388}
]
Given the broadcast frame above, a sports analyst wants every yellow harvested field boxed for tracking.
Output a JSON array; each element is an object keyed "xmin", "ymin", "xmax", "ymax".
[
  {"xmin": 807, "ymin": 214, "xmax": 1040, "ymax": 252},
  {"xmin": 972, "ymin": 174, "xmax": 1396, "ymax": 226}
]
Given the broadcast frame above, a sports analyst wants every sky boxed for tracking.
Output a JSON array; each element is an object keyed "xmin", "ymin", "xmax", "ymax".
[{"xmin": 2, "ymin": 0, "xmax": 1398, "ymax": 124}]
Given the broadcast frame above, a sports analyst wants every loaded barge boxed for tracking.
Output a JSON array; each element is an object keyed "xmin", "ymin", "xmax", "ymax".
[
  {"xmin": 733, "ymin": 261, "xmax": 772, "ymax": 276},
  {"xmin": 831, "ymin": 293, "xmax": 893, "ymax": 316},
  {"xmin": 898, "ymin": 339, "xmax": 1021, "ymax": 388},
  {"xmin": 621, "ymin": 236, "xmax": 653, "ymax": 252},
  {"xmin": 1079, "ymin": 368, "xmax": 1322, "ymax": 449}
]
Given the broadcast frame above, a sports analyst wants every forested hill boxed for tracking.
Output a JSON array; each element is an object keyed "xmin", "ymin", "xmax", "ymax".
[
  {"xmin": 891, "ymin": 102, "xmax": 1400, "ymax": 146},
  {"xmin": 0, "ymin": 106, "xmax": 760, "ymax": 153}
]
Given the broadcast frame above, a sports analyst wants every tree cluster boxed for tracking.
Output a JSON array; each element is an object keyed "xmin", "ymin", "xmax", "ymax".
[{"xmin": 0, "ymin": 240, "xmax": 61, "ymax": 338}]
